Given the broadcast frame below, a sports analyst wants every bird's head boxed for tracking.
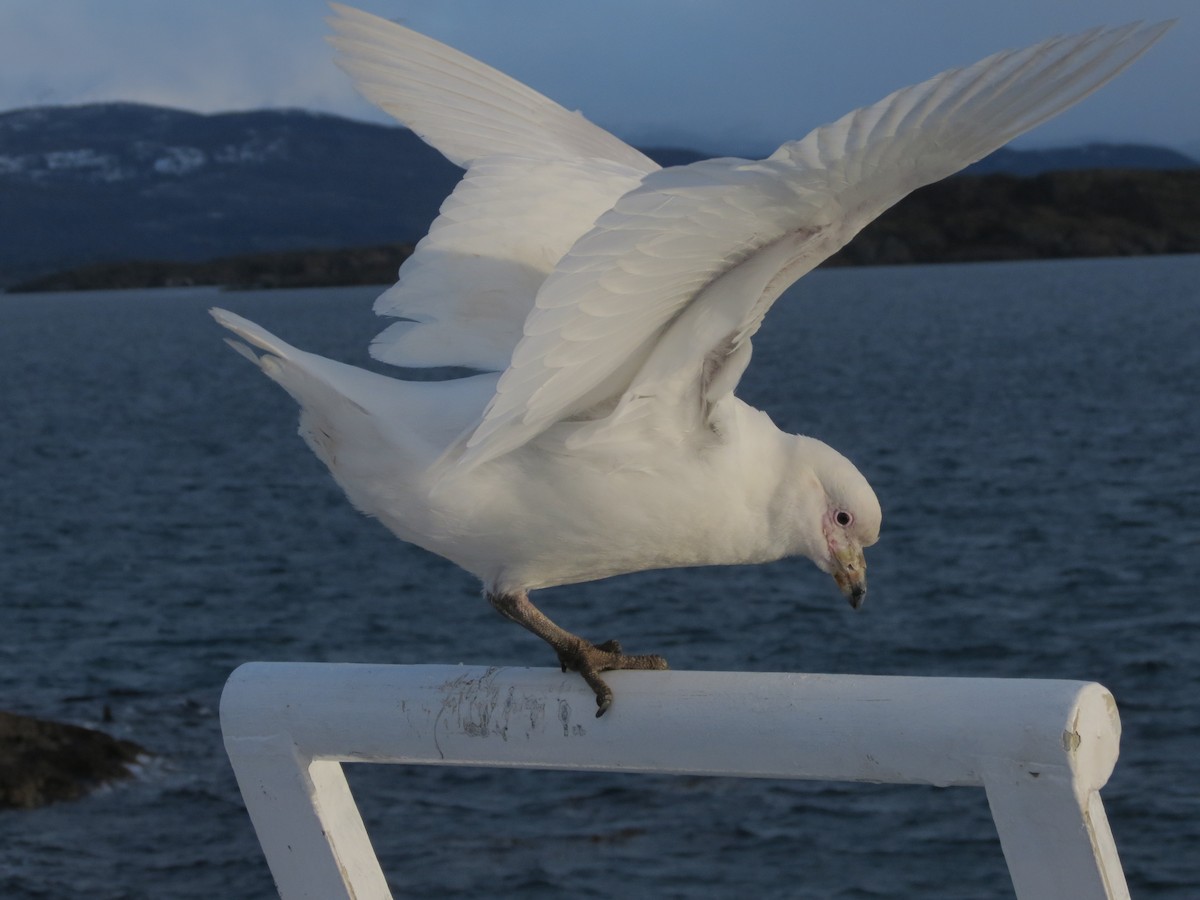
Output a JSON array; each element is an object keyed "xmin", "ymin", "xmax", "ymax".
[{"xmin": 785, "ymin": 435, "xmax": 881, "ymax": 609}]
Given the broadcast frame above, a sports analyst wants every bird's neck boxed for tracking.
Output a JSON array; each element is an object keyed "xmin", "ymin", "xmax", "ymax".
[{"xmin": 703, "ymin": 403, "xmax": 826, "ymax": 565}]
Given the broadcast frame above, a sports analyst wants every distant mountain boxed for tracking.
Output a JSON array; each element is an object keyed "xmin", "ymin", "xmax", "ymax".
[
  {"xmin": 1, "ymin": 102, "xmax": 1196, "ymax": 286},
  {"xmin": 0, "ymin": 103, "xmax": 458, "ymax": 284},
  {"xmin": 966, "ymin": 143, "xmax": 1198, "ymax": 176}
]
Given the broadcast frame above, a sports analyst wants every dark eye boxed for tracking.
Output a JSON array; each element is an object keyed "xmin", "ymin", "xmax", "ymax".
[{"xmin": 834, "ymin": 510, "xmax": 853, "ymax": 528}]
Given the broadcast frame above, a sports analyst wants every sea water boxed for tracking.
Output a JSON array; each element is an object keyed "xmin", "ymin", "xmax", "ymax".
[{"xmin": 1, "ymin": 255, "xmax": 1197, "ymax": 898}]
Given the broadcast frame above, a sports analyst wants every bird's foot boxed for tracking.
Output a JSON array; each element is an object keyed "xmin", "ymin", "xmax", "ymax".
[
  {"xmin": 485, "ymin": 590, "xmax": 667, "ymax": 718},
  {"xmin": 555, "ymin": 637, "xmax": 669, "ymax": 717}
]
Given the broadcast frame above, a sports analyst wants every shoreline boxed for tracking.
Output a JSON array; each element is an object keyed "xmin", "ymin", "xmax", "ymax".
[{"xmin": 7, "ymin": 169, "xmax": 1200, "ymax": 294}]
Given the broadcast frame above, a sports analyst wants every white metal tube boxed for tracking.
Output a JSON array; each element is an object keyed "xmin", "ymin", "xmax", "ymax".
[{"xmin": 220, "ymin": 663, "xmax": 1125, "ymax": 900}]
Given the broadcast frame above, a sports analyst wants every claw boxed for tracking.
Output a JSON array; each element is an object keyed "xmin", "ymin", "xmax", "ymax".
[
  {"xmin": 595, "ymin": 692, "xmax": 613, "ymax": 717},
  {"xmin": 555, "ymin": 637, "xmax": 668, "ymax": 716},
  {"xmin": 485, "ymin": 591, "xmax": 666, "ymax": 718}
]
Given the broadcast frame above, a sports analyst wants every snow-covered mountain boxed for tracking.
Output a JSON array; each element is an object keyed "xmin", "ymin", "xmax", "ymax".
[{"xmin": 0, "ymin": 103, "xmax": 460, "ymax": 283}]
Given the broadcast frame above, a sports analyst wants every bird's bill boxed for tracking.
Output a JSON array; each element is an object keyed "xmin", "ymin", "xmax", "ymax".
[{"xmin": 831, "ymin": 544, "xmax": 867, "ymax": 610}]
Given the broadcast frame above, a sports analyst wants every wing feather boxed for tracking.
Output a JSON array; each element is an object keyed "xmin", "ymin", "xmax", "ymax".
[
  {"xmin": 327, "ymin": 3, "xmax": 655, "ymax": 171},
  {"xmin": 456, "ymin": 22, "xmax": 1171, "ymax": 468}
]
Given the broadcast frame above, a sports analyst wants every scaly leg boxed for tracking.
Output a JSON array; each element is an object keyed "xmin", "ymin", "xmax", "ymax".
[{"xmin": 487, "ymin": 590, "xmax": 668, "ymax": 717}]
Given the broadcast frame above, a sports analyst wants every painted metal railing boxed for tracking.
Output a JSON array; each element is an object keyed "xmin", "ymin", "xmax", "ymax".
[{"xmin": 221, "ymin": 663, "xmax": 1129, "ymax": 899}]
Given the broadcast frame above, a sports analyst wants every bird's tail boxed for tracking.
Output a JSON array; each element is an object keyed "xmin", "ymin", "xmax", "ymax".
[
  {"xmin": 211, "ymin": 307, "xmax": 382, "ymax": 472},
  {"xmin": 212, "ymin": 307, "xmax": 495, "ymax": 483}
]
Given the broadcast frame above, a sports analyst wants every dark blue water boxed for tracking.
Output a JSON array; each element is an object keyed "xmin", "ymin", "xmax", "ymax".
[{"xmin": 1, "ymin": 255, "xmax": 1197, "ymax": 898}]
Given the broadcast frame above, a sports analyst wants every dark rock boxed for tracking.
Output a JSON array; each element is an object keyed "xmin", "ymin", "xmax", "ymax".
[{"xmin": 0, "ymin": 710, "xmax": 146, "ymax": 809}]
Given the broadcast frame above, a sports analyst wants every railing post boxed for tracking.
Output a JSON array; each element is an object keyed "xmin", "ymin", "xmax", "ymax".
[
  {"xmin": 220, "ymin": 664, "xmax": 1127, "ymax": 900},
  {"xmin": 222, "ymin": 733, "xmax": 388, "ymax": 899},
  {"xmin": 980, "ymin": 684, "xmax": 1127, "ymax": 899}
]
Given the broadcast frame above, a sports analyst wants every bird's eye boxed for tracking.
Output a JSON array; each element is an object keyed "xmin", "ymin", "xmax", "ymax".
[{"xmin": 834, "ymin": 510, "xmax": 853, "ymax": 528}]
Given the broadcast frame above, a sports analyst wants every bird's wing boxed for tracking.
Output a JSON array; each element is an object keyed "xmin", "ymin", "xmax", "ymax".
[
  {"xmin": 456, "ymin": 22, "xmax": 1171, "ymax": 467},
  {"xmin": 328, "ymin": 4, "xmax": 657, "ymax": 371},
  {"xmin": 327, "ymin": 3, "xmax": 655, "ymax": 171},
  {"xmin": 368, "ymin": 156, "xmax": 647, "ymax": 371}
]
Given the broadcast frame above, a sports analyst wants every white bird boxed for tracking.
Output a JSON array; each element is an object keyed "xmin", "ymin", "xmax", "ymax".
[{"xmin": 213, "ymin": 5, "xmax": 1169, "ymax": 714}]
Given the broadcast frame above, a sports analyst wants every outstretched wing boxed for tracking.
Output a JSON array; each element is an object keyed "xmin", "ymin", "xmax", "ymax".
[
  {"xmin": 328, "ymin": 3, "xmax": 655, "ymax": 170},
  {"xmin": 457, "ymin": 22, "xmax": 1171, "ymax": 467},
  {"xmin": 328, "ymin": 4, "xmax": 657, "ymax": 371}
]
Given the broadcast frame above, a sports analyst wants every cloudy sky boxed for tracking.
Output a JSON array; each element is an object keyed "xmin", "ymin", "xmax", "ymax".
[{"xmin": 1, "ymin": 0, "xmax": 1195, "ymax": 157}]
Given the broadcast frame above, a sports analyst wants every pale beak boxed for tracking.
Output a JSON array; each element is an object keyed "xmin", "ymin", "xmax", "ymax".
[{"xmin": 831, "ymin": 544, "xmax": 867, "ymax": 610}]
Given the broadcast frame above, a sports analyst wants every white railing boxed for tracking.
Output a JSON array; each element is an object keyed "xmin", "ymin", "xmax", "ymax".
[{"xmin": 220, "ymin": 663, "xmax": 1129, "ymax": 900}]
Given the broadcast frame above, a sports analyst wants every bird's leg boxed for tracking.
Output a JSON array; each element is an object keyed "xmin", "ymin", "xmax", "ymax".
[{"xmin": 487, "ymin": 590, "xmax": 668, "ymax": 717}]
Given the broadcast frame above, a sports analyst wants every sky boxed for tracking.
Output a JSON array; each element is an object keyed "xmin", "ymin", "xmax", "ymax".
[{"xmin": 1, "ymin": 0, "xmax": 1195, "ymax": 158}]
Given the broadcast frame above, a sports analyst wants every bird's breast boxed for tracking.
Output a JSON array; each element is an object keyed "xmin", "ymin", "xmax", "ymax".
[{"xmin": 418, "ymin": 431, "xmax": 787, "ymax": 592}]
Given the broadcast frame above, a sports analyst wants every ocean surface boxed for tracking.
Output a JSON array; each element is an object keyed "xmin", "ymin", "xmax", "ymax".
[{"xmin": 1, "ymin": 255, "xmax": 1197, "ymax": 898}]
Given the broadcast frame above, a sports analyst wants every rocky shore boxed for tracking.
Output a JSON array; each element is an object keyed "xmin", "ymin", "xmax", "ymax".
[
  {"xmin": 0, "ymin": 710, "xmax": 146, "ymax": 809},
  {"xmin": 6, "ymin": 169, "xmax": 1199, "ymax": 294},
  {"xmin": 828, "ymin": 168, "xmax": 1200, "ymax": 267},
  {"xmin": 6, "ymin": 242, "xmax": 415, "ymax": 294}
]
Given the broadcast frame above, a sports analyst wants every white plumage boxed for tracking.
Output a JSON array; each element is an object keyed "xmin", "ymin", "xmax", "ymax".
[{"xmin": 213, "ymin": 5, "xmax": 1169, "ymax": 714}]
